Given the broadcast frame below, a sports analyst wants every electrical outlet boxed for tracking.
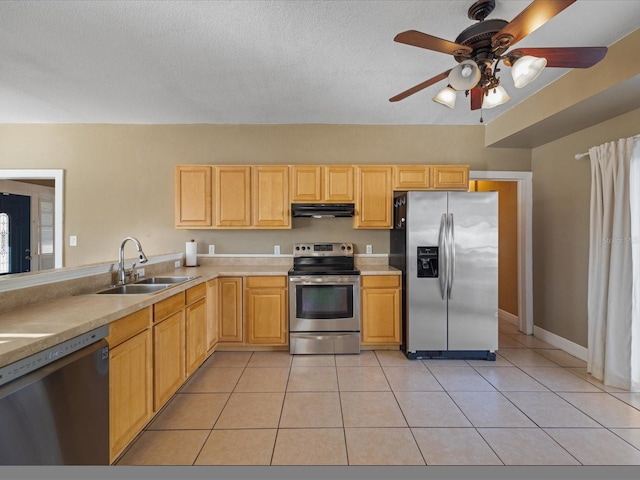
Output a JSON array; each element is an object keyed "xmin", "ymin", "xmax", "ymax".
[
  {"xmin": 174, "ymin": 260, "xmax": 181, "ymax": 268},
  {"xmin": 208, "ymin": 244, "xmax": 215, "ymax": 255},
  {"xmin": 136, "ymin": 268, "xmax": 145, "ymax": 278},
  {"xmin": 366, "ymin": 244, "xmax": 372, "ymax": 254},
  {"xmin": 69, "ymin": 235, "xmax": 77, "ymax": 247},
  {"xmin": 274, "ymin": 245, "xmax": 280, "ymax": 255}
]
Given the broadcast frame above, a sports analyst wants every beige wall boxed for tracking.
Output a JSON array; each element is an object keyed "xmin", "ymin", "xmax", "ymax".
[
  {"xmin": 531, "ymin": 106, "xmax": 640, "ymax": 347},
  {"xmin": 0, "ymin": 124, "xmax": 530, "ymax": 268}
]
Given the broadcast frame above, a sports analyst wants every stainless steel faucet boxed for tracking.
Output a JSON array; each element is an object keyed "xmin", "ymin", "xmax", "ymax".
[{"xmin": 118, "ymin": 236, "xmax": 148, "ymax": 285}]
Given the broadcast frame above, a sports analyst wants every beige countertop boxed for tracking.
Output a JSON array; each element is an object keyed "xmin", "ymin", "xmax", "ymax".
[{"xmin": 0, "ymin": 263, "xmax": 400, "ymax": 368}]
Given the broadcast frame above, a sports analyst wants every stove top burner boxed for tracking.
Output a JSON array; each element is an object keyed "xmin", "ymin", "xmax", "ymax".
[
  {"xmin": 290, "ymin": 242, "xmax": 359, "ymax": 276},
  {"xmin": 288, "ymin": 265, "xmax": 360, "ymax": 276}
]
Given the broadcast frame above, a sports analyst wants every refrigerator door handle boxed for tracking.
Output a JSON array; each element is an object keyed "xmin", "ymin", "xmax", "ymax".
[
  {"xmin": 438, "ymin": 213, "xmax": 447, "ymax": 300},
  {"xmin": 447, "ymin": 213, "xmax": 455, "ymax": 300}
]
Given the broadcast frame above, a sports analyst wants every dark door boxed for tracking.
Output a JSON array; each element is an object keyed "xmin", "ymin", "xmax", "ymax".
[{"xmin": 0, "ymin": 193, "xmax": 31, "ymax": 274}]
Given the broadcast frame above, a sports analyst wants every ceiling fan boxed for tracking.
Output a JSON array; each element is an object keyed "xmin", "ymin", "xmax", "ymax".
[{"xmin": 389, "ymin": 0, "xmax": 608, "ymax": 117}]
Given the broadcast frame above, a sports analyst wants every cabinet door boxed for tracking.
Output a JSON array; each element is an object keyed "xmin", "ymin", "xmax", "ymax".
[
  {"xmin": 185, "ymin": 298, "xmax": 207, "ymax": 376},
  {"xmin": 325, "ymin": 166, "xmax": 354, "ymax": 202},
  {"xmin": 290, "ymin": 165, "xmax": 322, "ymax": 202},
  {"xmin": 109, "ymin": 329, "xmax": 152, "ymax": 462},
  {"xmin": 206, "ymin": 278, "xmax": 219, "ymax": 352},
  {"xmin": 153, "ymin": 311, "xmax": 185, "ymax": 411},
  {"xmin": 175, "ymin": 165, "xmax": 212, "ymax": 227},
  {"xmin": 361, "ymin": 276, "xmax": 401, "ymax": 345},
  {"xmin": 432, "ymin": 165, "xmax": 469, "ymax": 190},
  {"xmin": 218, "ymin": 277, "xmax": 243, "ymax": 342},
  {"xmin": 245, "ymin": 276, "xmax": 287, "ymax": 345},
  {"xmin": 252, "ymin": 166, "xmax": 290, "ymax": 228},
  {"xmin": 354, "ymin": 166, "xmax": 393, "ymax": 228},
  {"xmin": 393, "ymin": 165, "xmax": 431, "ymax": 190},
  {"xmin": 215, "ymin": 166, "xmax": 251, "ymax": 227}
]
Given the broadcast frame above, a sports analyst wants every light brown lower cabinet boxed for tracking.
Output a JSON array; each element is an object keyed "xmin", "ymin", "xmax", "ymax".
[
  {"xmin": 206, "ymin": 278, "xmax": 219, "ymax": 353},
  {"xmin": 361, "ymin": 275, "xmax": 401, "ymax": 345},
  {"xmin": 153, "ymin": 293, "xmax": 186, "ymax": 411},
  {"xmin": 245, "ymin": 276, "xmax": 288, "ymax": 345},
  {"xmin": 218, "ymin": 277, "xmax": 244, "ymax": 342},
  {"xmin": 107, "ymin": 307, "xmax": 153, "ymax": 463},
  {"xmin": 185, "ymin": 284, "xmax": 207, "ymax": 376}
]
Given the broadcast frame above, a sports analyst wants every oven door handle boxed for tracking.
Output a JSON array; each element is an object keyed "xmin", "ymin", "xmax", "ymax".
[{"xmin": 291, "ymin": 333, "xmax": 359, "ymax": 340}]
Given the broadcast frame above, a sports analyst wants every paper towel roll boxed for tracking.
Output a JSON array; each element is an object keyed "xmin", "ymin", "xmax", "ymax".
[{"xmin": 185, "ymin": 240, "xmax": 198, "ymax": 266}]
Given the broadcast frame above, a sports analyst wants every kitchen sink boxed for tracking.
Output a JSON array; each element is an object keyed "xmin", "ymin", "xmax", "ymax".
[
  {"xmin": 96, "ymin": 284, "xmax": 171, "ymax": 295},
  {"xmin": 134, "ymin": 276, "xmax": 198, "ymax": 285}
]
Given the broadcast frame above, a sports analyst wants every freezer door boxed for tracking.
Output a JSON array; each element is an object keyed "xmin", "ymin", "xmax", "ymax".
[
  {"xmin": 447, "ymin": 192, "xmax": 499, "ymax": 351},
  {"xmin": 406, "ymin": 191, "xmax": 448, "ymax": 351}
]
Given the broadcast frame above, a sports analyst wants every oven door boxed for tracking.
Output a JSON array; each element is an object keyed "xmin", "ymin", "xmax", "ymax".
[{"xmin": 289, "ymin": 275, "xmax": 360, "ymax": 332}]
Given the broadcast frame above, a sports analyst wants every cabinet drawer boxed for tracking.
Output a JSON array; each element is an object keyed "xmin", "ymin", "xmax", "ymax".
[
  {"xmin": 107, "ymin": 307, "xmax": 152, "ymax": 347},
  {"xmin": 186, "ymin": 283, "xmax": 206, "ymax": 305},
  {"xmin": 154, "ymin": 292, "xmax": 185, "ymax": 322},
  {"xmin": 245, "ymin": 276, "xmax": 287, "ymax": 288},
  {"xmin": 362, "ymin": 275, "xmax": 400, "ymax": 288}
]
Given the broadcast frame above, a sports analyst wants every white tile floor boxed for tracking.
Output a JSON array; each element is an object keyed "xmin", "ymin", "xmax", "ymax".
[{"xmin": 117, "ymin": 319, "xmax": 640, "ymax": 466}]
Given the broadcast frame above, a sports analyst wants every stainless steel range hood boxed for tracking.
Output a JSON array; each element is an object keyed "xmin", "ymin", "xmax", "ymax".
[{"xmin": 291, "ymin": 203, "xmax": 355, "ymax": 218}]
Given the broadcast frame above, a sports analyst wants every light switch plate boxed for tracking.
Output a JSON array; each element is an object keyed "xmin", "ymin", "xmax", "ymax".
[
  {"xmin": 366, "ymin": 244, "xmax": 372, "ymax": 254},
  {"xmin": 69, "ymin": 235, "xmax": 77, "ymax": 247},
  {"xmin": 274, "ymin": 245, "xmax": 280, "ymax": 255}
]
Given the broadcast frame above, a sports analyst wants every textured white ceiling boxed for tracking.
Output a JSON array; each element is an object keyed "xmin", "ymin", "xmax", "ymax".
[{"xmin": 1, "ymin": 0, "xmax": 639, "ymax": 125}]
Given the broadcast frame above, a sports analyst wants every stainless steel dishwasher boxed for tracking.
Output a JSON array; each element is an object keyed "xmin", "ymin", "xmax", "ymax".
[{"xmin": 0, "ymin": 325, "xmax": 109, "ymax": 465}]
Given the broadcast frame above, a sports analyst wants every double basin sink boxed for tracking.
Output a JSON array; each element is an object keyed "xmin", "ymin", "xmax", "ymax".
[{"xmin": 96, "ymin": 276, "xmax": 198, "ymax": 295}]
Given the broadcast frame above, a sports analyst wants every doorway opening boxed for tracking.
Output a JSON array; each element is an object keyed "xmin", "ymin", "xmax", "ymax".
[{"xmin": 470, "ymin": 171, "xmax": 533, "ymax": 335}]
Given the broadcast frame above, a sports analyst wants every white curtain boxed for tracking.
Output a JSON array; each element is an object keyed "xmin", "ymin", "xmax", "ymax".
[{"xmin": 587, "ymin": 136, "xmax": 639, "ymax": 391}]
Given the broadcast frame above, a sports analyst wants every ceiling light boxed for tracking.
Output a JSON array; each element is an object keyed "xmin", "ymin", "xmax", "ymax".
[
  {"xmin": 448, "ymin": 60, "xmax": 481, "ymax": 91},
  {"xmin": 482, "ymin": 86, "xmax": 510, "ymax": 109},
  {"xmin": 511, "ymin": 55, "xmax": 547, "ymax": 88},
  {"xmin": 432, "ymin": 86, "xmax": 457, "ymax": 109}
]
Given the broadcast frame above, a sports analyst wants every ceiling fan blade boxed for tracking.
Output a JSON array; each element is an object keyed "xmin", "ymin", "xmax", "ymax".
[
  {"xmin": 394, "ymin": 30, "xmax": 472, "ymax": 56},
  {"xmin": 470, "ymin": 87, "xmax": 484, "ymax": 110},
  {"xmin": 389, "ymin": 70, "xmax": 451, "ymax": 102},
  {"xmin": 492, "ymin": 0, "xmax": 576, "ymax": 49},
  {"xmin": 508, "ymin": 47, "xmax": 608, "ymax": 68}
]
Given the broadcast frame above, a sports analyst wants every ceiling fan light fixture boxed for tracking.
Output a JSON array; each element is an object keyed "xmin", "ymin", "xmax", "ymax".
[
  {"xmin": 511, "ymin": 55, "xmax": 547, "ymax": 88},
  {"xmin": 448, "ymin": 60, "xmax": 481, "ymax": 91},
  {"xmin": 432, "ymin": 85, "xmax": 457, "ymax": 109},
  {"xmin": 482, "ymin": 85, "xmax": 510, "ymax": 109}
]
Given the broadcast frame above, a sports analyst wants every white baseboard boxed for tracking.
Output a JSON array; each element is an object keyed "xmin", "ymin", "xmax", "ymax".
[
  {"xmin": 499, "ymin": 309, "xmax": 519, "ymax": 325},
  {"xmin": 533, "ymin": 326, "xmax": 588, "ymax": 362}
]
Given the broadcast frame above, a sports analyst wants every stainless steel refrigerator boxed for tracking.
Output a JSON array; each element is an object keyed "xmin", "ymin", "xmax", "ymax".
[{"xmin": 390, "ymin": 190, "xmax": 498, "ymax": 360}]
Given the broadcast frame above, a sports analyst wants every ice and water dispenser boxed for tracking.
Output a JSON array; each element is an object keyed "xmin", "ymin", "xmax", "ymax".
[{"xmin": 417, "ymin": 246, "xmax": 439, "ymax": 278}]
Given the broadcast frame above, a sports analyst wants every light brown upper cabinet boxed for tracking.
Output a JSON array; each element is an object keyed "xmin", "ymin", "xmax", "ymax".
[
  {"xmin": 354, "ymin": 165, "xmax": 393, "ymax": 229},
  {"xmin": 175, "ymin": 165, "xmax": 212, "ymax": 227},
  {"xmin": 394, "ymin": 165, "xmax": 469, "ymax": 191},
  {"xmin": 431, "ymin": 165, "xmax": 469, "ymax": 190},
  {"xmin": 252, "ymin": 166, "xmax": 290, "ymax": 228},
  {"xmin": 394, "ymin": 165, "xmax": 431, "ymax": 190},
  {"xmin": 215, "ymin": 166, "xmax": 252, "ymax": 227},
  {"xmin": 290, "ymin": 165, "xmax": 354, "ymax": 203}
]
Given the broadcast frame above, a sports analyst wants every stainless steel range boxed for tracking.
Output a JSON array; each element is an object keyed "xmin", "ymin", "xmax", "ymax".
[{"xmin": 288, "ymin": 242, "xmax": 360, "ymax": 355}]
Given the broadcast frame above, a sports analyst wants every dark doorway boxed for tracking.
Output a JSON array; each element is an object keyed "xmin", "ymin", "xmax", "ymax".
[{"xmin": 0, "ymin": 193, "xmax": 31, "ymax": 274}]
